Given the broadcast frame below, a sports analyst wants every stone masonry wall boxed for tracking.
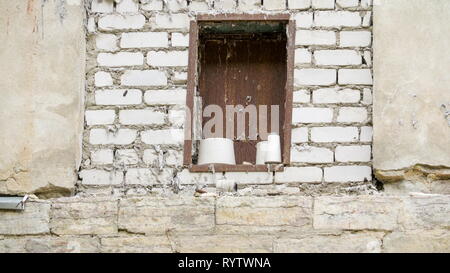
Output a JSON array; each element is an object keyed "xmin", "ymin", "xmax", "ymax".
[{"xmin": 80, "ymin": 0, "xmax": 374, "ymax": 196}]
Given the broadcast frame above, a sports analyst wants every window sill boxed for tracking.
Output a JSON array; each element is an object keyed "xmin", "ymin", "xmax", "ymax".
[{"xmin": 188, "ymin": 164, "xmax": 284, "ymax": 173}]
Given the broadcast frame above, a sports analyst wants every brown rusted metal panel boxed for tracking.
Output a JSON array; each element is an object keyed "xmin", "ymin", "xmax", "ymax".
[
  {"xmin": 283, "ymin": 20, "xmax": 295, "ymax": 165},
  {"xmin": 197, "ymin": 13, "xmax": 290, "ymax": 21}
]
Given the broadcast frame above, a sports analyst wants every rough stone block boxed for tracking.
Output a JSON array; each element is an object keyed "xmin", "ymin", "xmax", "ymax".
[{"xmin": 0, "ymin": 202, "xmax": 50, "ymax": 235}]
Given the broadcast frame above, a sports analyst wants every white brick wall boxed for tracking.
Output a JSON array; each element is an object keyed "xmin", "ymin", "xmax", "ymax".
[
  {"xmin": 80, "ymin": 169, "xmax": 123, "ymax": 185},
  {"xmin": 324, "ymin": 166, "xmax": 372, "ymax": 182},
  {"xmin": 296, "ymin": 30, "xmax": 336, "ymax": 46},
  {"xmin": 335, "ymin": 145, "xmax": 371, "ymax": 162},
  {"xmin": 289, "ymin": 0, "xmax": 311, "ymax": 10},
  {"xmin": 125, "ymin": 168, "xmax": 154, "ymax": 185},
  {"xmin": 95, "ymin": 89, "xmax": 142, "ymax": 105},
  {"xmin": 96, "ymin": 34, "xmax": 118, "ymax": 51},
  {"xmin": 91, "ymin": 0, "xmax": 113, "ymax": 13},
  {"xmin": 295, "ymin": 48, "xmax": 312, "ymax": 64},
  {"xmin": 85, "ymin": 110, "xmax": 116, "ymax": 125},
  {"xmin": 360, "ymin": 126, "xmax": 373, "ymax": 142},
  {"xmin": 293, "ymin": 90, "xmax": 310, "ymax": 103},
  {"xmin": 116, "ymin": 149, "xmax": 139, "ymax": 165},
  {"xmin": 338, "ymin": 69, "xmax": 373, "ymax": 85},
  {"xmin": 312, "ymin": 0, "xmax": 335, "ymax": 9},
  {"xmin": 312, "ymin": 88, "xmax": 360, "ymax": 104},
  {"xmin": 314, "ymin": 11, "xmax": 361, "ymax": 27},
  {"xmin": 291, "ymin": 127, "xmax": 308, "ymax": 143},
  {"xmin": 147, "ymin": 51, "xmax": 189, "ymax": 67},
  {"xmin": 97, "ymin": 52, "xmax": 143, "ymax": 67},
  {"xmin": 336, "ymin": 0, "xmax": 359, "ymax": 8},
  {"xmin": 291, "ymin": 145, "xmax": 334, "ymax": 163},
  {"xmin": 314, "ymin": 50, "xmax": 361, "ymax": 66},
  {"xmin": 116, "ymin": 0, "xmax": 139, "ymax": 13},
  {"xmin": 293, "ymin": 12, "xmax": 313, "ymax": 28},
  {"xmin": 274, "ymin": 167, "xmax": 322, "ymax": 183},
  {"xmin": 153, "ymin": 14, "xmax": 189, "ymax": 30},
  {"xmin": 144, "ymin": 89, "xmax": 186, "ymax": 105},
  {"xmin": 340, "ymin": 31, "xmax": 372, "ymax": 47},
  {"xmin": 89, "ymin": 128, "xmax": 137, "ymax": 145},
  {"xmin": 311, "ymin": 127, "xmax": 359, "ymax": 142},
  {"xmin": 141, "ymin": 0, "xmax": 163, "ymax": 11},
  {"xmin": 294, "ymin": 69, "xmax": 336, "ymax": 86},
  {"xmin": 119, "ymin": 110, "xmax": 165, "ymax": 125},
  {"xmin": 141, "ymin": 129, "xmax": 184, "ymax": 145},
  {"xmin": 98, "ymin": 14, "xmax": 145, "ymax": 31},
  {"xmin": 91, "ymin": 149, "xmax": 114, "ymax": 165},
  {"xmin": 171, "ymin": 33, "xmax": 189, "ymax": 47},
  {"xmin": 337, "ymin": 107, "xmax": 368, "ymax": 123},
  {"xmin": 263, "ymin": 0, "xmax": 287, "ymax": 10},
  {"xmin": 120, "ymin": 32, "xmax": 169, "ymax": 48},
  {"xmin": 94, "ymin": 71, "xmax": 113, "ymax": 87},
  {"xmin": 292, "ymin": 107, "xmax": 333, "ymax": 123},
  {"xmin": 121, "ymin": 70, "xmax": 167, "ymax": 86}
]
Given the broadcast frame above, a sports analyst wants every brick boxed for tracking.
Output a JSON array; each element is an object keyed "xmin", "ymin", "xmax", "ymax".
[
  {"xmin": 360, "ymin": 0, "xmax": 372, "ymax": 8},
  {"xmin": 238, "ymin": 0, "xmax": 261, "ymax": 11},
  {"xmin": 98, "ymin": 14, "xmax": 145, "ymax": 31},
  {"xmin": 293, "ymin": 12, "xmax": 313, "ymax": 28},
  {"xmin": 91, "ymin": 0, "xmax": 113, "ymax": 13},
  {"xmin": 383, "ymin": 230, "xmax": 450, "ymax": 253},
  {"xmin": 216, "ymin": 196, "xmax": 312, "ymax": 227},
  {"xmin": 403, "ymin": 194, "xmax": 450, "ymax": 230},
  {"xmin": 336, "ymin": 0, "xmax": 359, "ymax": 8},
  {"xmin": 363, "ymin": 50, "xmax": 372, "ymax": 66},
  {"xmin": 95, "ymin": 89, "xmax": 142, "ymax": 105},
  {"xmin": 362, "ymin": 88, "xmax": 372, "ymax": 104},
  {"xmin": 294, "ymin": 69, "xmax": 336, "ymax": 86},
  {"xmin": 95, "ymin": 34, "xmax": 118, "ymax": 51},
  {"xmin": 94, "ymin": 71, "xmax": 113, "ymax": 87},
  {"xmin": 312, "ymin": 0, "xmax": 335, "ymax": 9},
  {"xmin": 85, "ymin": 110, "xmax": 115, "ymax": 125},
  {"xmin": 292, "ymin": 107, "xmax": 333, "ymax": 123},
  {"xmin": 176, "ymin": 235, "xmax": 273, "ymax": 253},
  {"xmin": 173, "ymin": 71, "xmax": 188, "ymax": 83},
  {"xmin": 275, "ymin": 167, "xmax": 323, "ymax": 183},
  {"xmin": 295, "ymin": 48, "xmax": 312, "ymax": 64},
  {"xmin": 142, "ymin": 149, "xmax": 158, "ymax": 165},
  {"xmin": 119, "ymin": 109, "xmax": 165, "ymax": 125},
  {"xmin": 153, "ymin": 14, "xmax": 189, "ymax": 30},
  {"xmin": 79, "ymin": 169, "xmax": 124, "ymax": 185},
  {"xmin": 314, "ymin": 50, "xmax": 361, "ymax": 66},
  {"xmin": 224, "ymin": 172, "xmax": 273, "ymax": 185},
  {"xmin": 169, "ymin": 109, "xmax": 185, "ymax": 127},
  {"xmin": 147, "ymin": 50, "xmax": 188, "ymax": 67},
  {"xmin": 338, "ymin": 69, "xmax": 373, "ymax": 85},
  {"xmin": 296, "ymin": 30, "xmax": 336, "ymax": 46},
  {"xmin": 293, "ymin": 89, "xmax": 310, "ymax": 103},
  {"xmin": 125, "ymin": 168, "xmax": 154, "ymax": 185},
  {"xmin": 171, "ymin": 33, "xmax": 189, "ymax": 47},
  {"xmin": 91, "ymin": 149, "xmax": 114, "ymax": 165},
  {"xmin": 360, "ymin": 126, "xmax": 372, "ymax": 142},
  {"xmin": 121, "ymin": 70, "xmax": 167, "ymax": 86},
  {"xmin": 97, "ymin": 52, "xmax": 143, "ymax": 67},
  {"xmin": 116, "ymin": 0, "xmax": 139, "ymax": 13},
  {"xmin": 144, "ymin": 89, "xmax": 186, "ymax": 105},
  {"xmin": 89, "ymin": 128, "xmax": 137, "ymax": 145},
  {"xmin": 166, "ymin": 0, "xmax": 187, "ymax": 11},
  {"xmin": 165, "ymin": 150, "xmax": 183, "ymax": 165},
  {"xmin": 118, "ymin": 196, "xmax": 215, "ymax": 234},
  {"xmin": 314, "ymin": 11, "xmax": 361, "ymax": 27},
  {"xmin": 288, "ymin": 0, "xmax": 311, "ymax": 10},
  {"xmin": 335, "ymin": 145, "xmax": 371, "ymax": 162},
  {"xmin": 263, "ymin": 0, "xmax": 286, "ymax": 10},
  {"xmin": 100, "ymin": 236, "xmax": 171, "ymax": 253},
  {"xmin": 291, "ymin": 127, "xmax": 308, "ymax": 143},
  {"xmin": 311, "ymin": 127, "xmax": 359, "ymax": 142},
  {"xmin": 116, "ymin": 149, "xmax": 139, "ymax": 165},
  {"xmin": 324, "ymin": 165, "xmax": 372, "ymax": 182},
  {"xmin": 0, "ymin": 236, "xmax": 100, "ymax": 253},
  {"xmin": 215, "ymin": 0, "xmax": 237, "ymax": 10},
  {"xmin": 340, "ymin": 31, "xmax": 372, "ymax": 47},
  {"xmin": 314, "ymin": 196, "xmax": 401, "ymax": 230},
  {"xmin": 141, "ymin": 0, "xmax": 163, "ymax": 11},
  {"xmin": 312, "ymin": 88, "xmax": 360, "ymax": 103},
  {"xmin": 291, "ymin": 145, "xmax": 334, "ymax": 163},
  {"xmin": 362, "ymin": 11, "xmax": 372, "ymax": 27},
  {"xmin": 120, "ymin": 32, "xmax": 169, "ymax": 48},
  {"xmin": 337, "ymin": 107, "xmax": 368, "ymax": 123},
  {"xmin": 87, "ymin": 17, "xmax": 96, "ymax": 33},
  {"xmin": 141, "ymin": 129, "xmax": 184, "ymax": 145},
  {"xmin": 0, "ymin": 202, "xmax": 50, "ymax": 235}
]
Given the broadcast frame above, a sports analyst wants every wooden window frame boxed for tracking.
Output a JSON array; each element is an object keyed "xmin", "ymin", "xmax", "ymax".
[{"xmin": 183, "ymin": 14, "xmax": 295, "ymax": 173}]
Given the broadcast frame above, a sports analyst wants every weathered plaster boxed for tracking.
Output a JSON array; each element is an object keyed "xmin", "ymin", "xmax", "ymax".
[
  {"xmin": 0, "ymin": 0, "xmax": 85, "ymax": 197},
  {"xmin": 373, "ymin": 0, "xmax": 450, "ymax": 171}
]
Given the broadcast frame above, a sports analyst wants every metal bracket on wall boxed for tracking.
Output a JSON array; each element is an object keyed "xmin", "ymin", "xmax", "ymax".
[{"xmin": 0, "ymin": 195, "xmax": 28, "ymax": 211}]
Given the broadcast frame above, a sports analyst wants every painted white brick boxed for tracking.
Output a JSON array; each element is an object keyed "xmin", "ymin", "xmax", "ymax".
[
  {"xmin": 263, "ymin": 0, "xmax": 286, "ymax": 10},
  {"xmin": 314, "ymin": 11, "xmax": 361, "ymax": 27},
  {"xmin": 338, "ymin": 69, "xmax": 373, "ymax": 85},
  {"xmin": 292, "ymin": 107, "xmax": 333, "ymax": 123},
  {"xmin": 94, "ymin": 71, "xmax": 113, "ymax": 87},
  {"xmin": 360, "ymin": 126, "xmax": 373, "ymax": 142},
  {"xmin": 115, "ymin": 149, "xmax": 139, "ymax": 165},
  {"xmin": 337, "ymin": 107, "xmax": 368, "ymax": 123},
  {"xmin": 125, "ymin": 168, "xmax": 154, "ymax": 185},
  {"xmin": 142, "ymin": 149, "xmax": 158, "ymax": 165},
  {"xmin": 294, "ymin": 69, "xmax": 336, "ymax": 86},
  {"xmin": 189, "ymin": 1, "xmax": 210, "ymax": 12},
  {"xmin": 91, "ymin": 0, "xmax": 114, "ymax": 13},
  {"xmin": 153, "ymin": 14, "xmax": 189, "ymax": 30},
  {"xmin": 116, "ymin": 0, "xmax": 139, "ymax": 13},
  {"xmin": 98, "ymin": 14, "xmax": 145, "ymax": 31},
  {"xmin": 89, "ymin": 128, "xmax": 137, "ymax": 145},
  {"xmin": 336, "ymin": 0, "xmax": 359, "ymax": 8},
  {"xmin": 87, "ymin": 17, "xmax": 96, "ymax": 33},
  {"xmin": 362, "ymin": 88, "xmax": 372, "ymax": 105},
  {"xmin": 119, "ymin": 109, "xmax": 165, "ymax": 125},
  {"xmin": 340, "ymin": 31, "xmax": 372, "ymax": 47},
  {"xmin": 171, "ymin": 33, "xmax": 189, "ymax": 47},
  {"xmin": 173, "ymin": 71, "xmax": 188, "ymax": 83},
  {"xmin": 166, "ymin": 0, "xmax": 187, "ymax": 12},
  {"xmin": 314, "ymin": 50, "xmax": 361, "ymax": 66},
  {"xmin": 362, "ymin": 12, "xmax": 372, "ymax": 27},
  {"xmin": 295, "ymin": 48, "xmax": 312, "ymax": 64},
  {"xmin": 296, "ymin": 30, "xmax": 336, "ymax": 46},
  {"xmin": 121, "ymin": 70, "xmax": 167, "ymax": 86},
  {"xmin": 166, "ymin": 150, "xmax": 183, "ymax": 165},
  {"xmin": 363, "ymin": 50, "xmax": 372, "ymax": 66},
  {"xmin": 80, "ymin": 169, "xmax": 123, "ymax": 185},
  {"xmin": 91, "ymin": 149, "xmax": 114, "ymax": 165},
  {"xmin": 85, "ymin": 110, "xmax": 116, "ymax": 125},
  {"xmin": 311, "ymin": 127, "xmax": 359, "ymax": 142},
  {"xmin": 293, "ymin": 12, "xmax": 313, "ymax": 28},
  {"xmin": 169, "ymin": 109, "xmax": 185, "ymax": 127},
  {"xmin": 312, "ymin": 0, "xmax": 335, "ymax": 9},
  {"xmin": 120, "ymin": 32, "xmax": 169, "ymax": 48},
  {"xmin": 97, "ymin": 52, "xmax": 143, "ymax": 67},
  {"xmin": 215, "ymin": 0, "xmax": 237, "ymax": 10},
  {"xmin": 144, "ymin": 89, "xmax": 187, "ymax": 105},
  {"xmin": 293, "ymin": 89, "xmax": 310, "ymax": 103},
  {"xmin": 275, "ymin": 167, "xmax": 322, "ymax": 183},
  {"xmin": 313, "ymin": 88, "xmax": 360, "ymax": 103},
  {"xmin": 361, "ymin": 0, "xmax": 372, "ymax": 8},
  {"xmin": 288, "ymin": 0, "xmax": 311, "ymax": 10},
  {"xmin": 141, "ymin": 129, "xmax": 184, "ymax": 145},
  {"xmin": 147, "ymin": 50, "xmax": 189, "ymax": 67},
  {"xmin": 335, "ymin": 145, "xmax": 371, "ymax": 162},
  {"xmin": 224, "ymin": 172, "xmax": 273, "ymax": 185},
  {"xmin": 141, "ymin": 0, "xmax": 163, "ymax": 11},
  {"xmin": 95, "ymin": 34, "xmax": 118, "ymax": 51},
  {"xmin": 291, "ymin": 127, "xmax": 308, "ymax": 143},
  {"xmin": 95, "ymin": 89, "xmax": 142, "ymax": 105},
  {"xmin": 324, "ymin": 166, "xmax": 372, "ymax": 182},
  {"xmin": 291, "ymin": 145, "xmax": 334, "ymax": 163}
]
